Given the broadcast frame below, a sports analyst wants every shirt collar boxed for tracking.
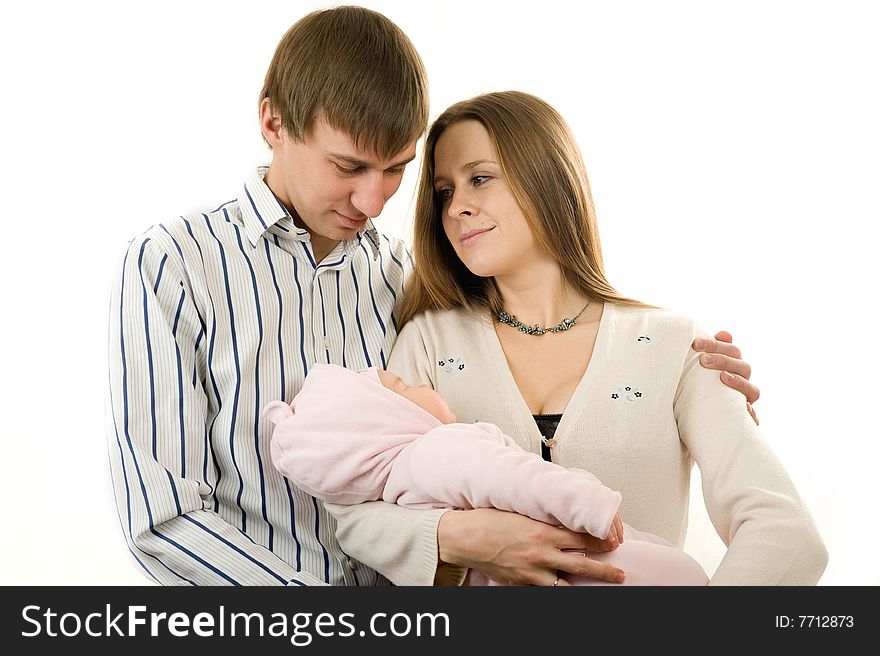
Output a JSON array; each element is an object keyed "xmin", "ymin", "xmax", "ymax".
[{"xmin": 240, "ymin": 166, "xmax": 380, "ymax": 260}]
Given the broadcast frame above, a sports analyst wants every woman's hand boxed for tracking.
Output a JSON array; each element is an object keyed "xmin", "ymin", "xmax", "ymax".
[
  {"xmin": 692, "ymin": 330, "xmax": 760, "ymax": 424},
  {"xmin": 437, "ymin": 508, "xmax": 626, "ymax": 586}
]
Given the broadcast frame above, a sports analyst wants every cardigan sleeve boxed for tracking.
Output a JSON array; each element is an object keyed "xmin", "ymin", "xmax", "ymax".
[
  {"xmin": 386, "ymin": 317, "xmax": 437, "ymax": 387},
  {"xmin": 323, "ymin": 501, "xmax": 451, "ymax": 586},
  {"xmin": 674, "ymin": 344, "xmax": 828, "ymax": 585}
]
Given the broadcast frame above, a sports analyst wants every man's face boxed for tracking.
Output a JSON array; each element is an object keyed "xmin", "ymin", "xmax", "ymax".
[{"xmin": 266, "ymin": 115, "xmax": 417, "ymax": 258}]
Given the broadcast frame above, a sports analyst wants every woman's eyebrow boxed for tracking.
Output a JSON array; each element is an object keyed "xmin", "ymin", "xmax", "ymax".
[
  {"xmin": 463, "ymin": 159, "xmax": 496, "ymax": 170},
  {"xmin": 434, "ymin": 160, "xmax": 498, "ymax": 187}
]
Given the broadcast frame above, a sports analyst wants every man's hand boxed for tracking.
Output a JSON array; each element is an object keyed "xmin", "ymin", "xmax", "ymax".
[
  {"xmin": 437, "ymin": 508, "xmax": 626, "ymax": 586},
  {"xmin": 692, "ymin": 330, "xmax": 760, "ymax": 425}
]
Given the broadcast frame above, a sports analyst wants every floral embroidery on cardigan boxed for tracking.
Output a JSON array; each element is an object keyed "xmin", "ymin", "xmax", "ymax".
[
  {"xmin": 438, "ymin": 356, "xmax": 465, "ymax": 373},
  {"xmin": 611, "ymin": 385, "xmax": 642, "ymax": 403}
]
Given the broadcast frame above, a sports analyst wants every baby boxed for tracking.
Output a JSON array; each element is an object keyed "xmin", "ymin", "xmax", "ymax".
[{"xmin": 263, "ymin": 363, "xmax": 708, "ymax": 586}]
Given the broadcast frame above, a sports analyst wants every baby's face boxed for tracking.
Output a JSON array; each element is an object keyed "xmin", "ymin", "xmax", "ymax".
[{"xmin": 377, "ymin": 370, "xmax": 457, "ymax": 424}]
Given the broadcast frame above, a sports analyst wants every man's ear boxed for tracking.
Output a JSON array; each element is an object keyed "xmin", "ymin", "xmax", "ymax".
[
  {"xmin": 259, "ymin": 97, "xmax": 284, "ymax": 147},
  {"xmin": 262, "ymin": 400, "xmax": 294, "ymax": 425}
]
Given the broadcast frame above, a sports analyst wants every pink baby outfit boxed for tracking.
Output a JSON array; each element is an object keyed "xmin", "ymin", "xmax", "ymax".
[{"xmin": 265, "ymin": 363, "xmax": 707, "ymax": 586}]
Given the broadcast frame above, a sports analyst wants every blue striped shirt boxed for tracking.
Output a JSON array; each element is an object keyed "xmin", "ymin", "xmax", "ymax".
[{"xmin": 107, "ymin": 167, "xmax": 411, "ymax": 585}]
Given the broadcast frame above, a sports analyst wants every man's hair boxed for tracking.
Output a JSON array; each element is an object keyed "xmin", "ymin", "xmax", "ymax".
[
  {"xmin": 260, "ymin": 6, "xmax": 428, "ymax": 158},
  {"xmin": 397, "ymin": 91, "xmax": 647, "ymax": 328}
]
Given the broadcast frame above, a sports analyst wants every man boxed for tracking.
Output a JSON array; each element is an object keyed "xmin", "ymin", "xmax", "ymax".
[{"xmin": 107, "ymin": 6, "xmax": 758, "ymax": 586}]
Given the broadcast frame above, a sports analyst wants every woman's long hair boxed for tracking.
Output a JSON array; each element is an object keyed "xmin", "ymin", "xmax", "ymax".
[{"xmin": 397, "ymin": 90, "xmax": 646, "ymax": 328}]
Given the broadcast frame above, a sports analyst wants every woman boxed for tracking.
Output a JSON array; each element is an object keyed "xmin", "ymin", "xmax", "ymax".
[
  {"xmin": 266, "ymin": 363, "xmax": 710, "ymax": 586},
  {"xmin": 368, "ymin": 91, "xmax": 826, "ymax": 585}
]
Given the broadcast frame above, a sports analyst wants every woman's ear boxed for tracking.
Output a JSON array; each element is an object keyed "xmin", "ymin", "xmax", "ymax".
[{"xmin": 262, "ymin": 400, "xmax": 294, "ymax": 425}]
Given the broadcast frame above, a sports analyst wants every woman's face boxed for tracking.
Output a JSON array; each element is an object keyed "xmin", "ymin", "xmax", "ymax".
[{"xmin": 432, "ymin": 120, "xmax": 545, "ymax": 278}]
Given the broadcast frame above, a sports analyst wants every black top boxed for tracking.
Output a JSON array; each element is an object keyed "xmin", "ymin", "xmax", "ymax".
[{"xmin": 533, "ymin": 413, "xmax": 562, "ymax": 462}]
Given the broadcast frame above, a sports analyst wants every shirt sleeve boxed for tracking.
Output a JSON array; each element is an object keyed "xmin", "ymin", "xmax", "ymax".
[
  {"xmin": 107, "ymin": 235, "xmax": 324, "ymax": 586},
  {"xmin": 674, "ymin": 342, "xmax": 828, "ymax": 585}
]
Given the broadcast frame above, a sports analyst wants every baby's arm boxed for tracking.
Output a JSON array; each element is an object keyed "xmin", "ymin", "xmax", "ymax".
[{"xmin": 384, "ymin": 423, "xmax": 623, "ymax": 539}]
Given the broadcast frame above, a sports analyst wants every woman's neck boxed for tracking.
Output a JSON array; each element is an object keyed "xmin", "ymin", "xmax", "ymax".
[{"xmin": 494, "ymin": 264, "xmax": 586, "ymax": 327}]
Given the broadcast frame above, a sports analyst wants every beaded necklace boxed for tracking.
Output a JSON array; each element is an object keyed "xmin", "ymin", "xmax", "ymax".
[{"xmin": 497, "ymin": 300, "xmax": 591, "ymax": 336}]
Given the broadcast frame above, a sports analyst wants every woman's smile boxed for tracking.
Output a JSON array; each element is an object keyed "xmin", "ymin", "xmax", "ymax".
[{"xmin": 459, "ymin": 226, "xmax": 495, "ymax": 247}]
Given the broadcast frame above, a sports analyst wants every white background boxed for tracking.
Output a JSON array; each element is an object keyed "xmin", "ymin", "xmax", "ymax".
[{"xmin": 1, "ymin": 0, "xmax": 877, "ymax": 585}]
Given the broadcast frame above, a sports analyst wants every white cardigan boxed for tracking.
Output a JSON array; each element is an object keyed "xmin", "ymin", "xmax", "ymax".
[{"xmin": 356, "ymin": 302, "xmax": 827, "ymax": 586}]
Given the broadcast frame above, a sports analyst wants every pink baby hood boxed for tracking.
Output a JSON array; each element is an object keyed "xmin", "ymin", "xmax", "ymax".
[{"xmin": 263, "ymin": 363, "xmax": 441, "ymax": 505}]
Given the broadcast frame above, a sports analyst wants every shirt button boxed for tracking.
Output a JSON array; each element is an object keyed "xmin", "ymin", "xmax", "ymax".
[
  {"xmin": 323, "ymin": 336, "xmax": 331, "ymax": 348},
  {"xmin": 346, "ymin": 558, "xmax": 357, "ymax": 571}
]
